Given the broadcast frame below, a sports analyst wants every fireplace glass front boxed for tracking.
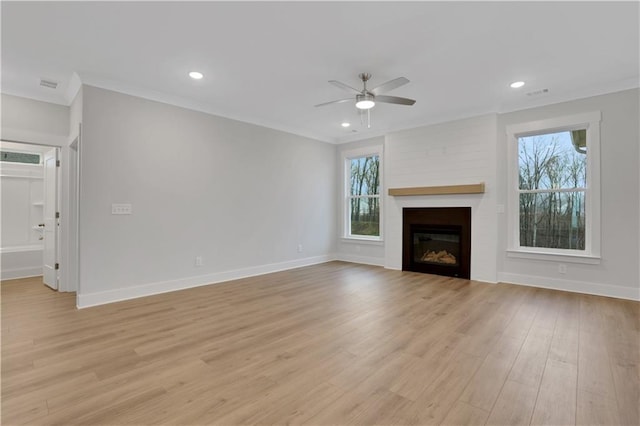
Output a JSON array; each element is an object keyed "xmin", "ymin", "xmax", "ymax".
[{"xmin": 413, "ymin": 228, "xmax": 461, "ymax": 267}]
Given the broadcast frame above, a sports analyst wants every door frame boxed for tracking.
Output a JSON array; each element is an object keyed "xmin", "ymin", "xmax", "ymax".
[{"xmin": 1, "ymin": 127, "xmax": 80, "ymax": 293}]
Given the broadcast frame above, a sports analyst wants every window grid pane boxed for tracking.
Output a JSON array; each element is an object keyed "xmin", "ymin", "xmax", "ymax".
[
  {"xmin": 518, "ymin": 129, "xmax": 586, "ymax": 191},
  {"xmin": 349, "ymin": 155, "xmax": 380, "ymax": 196},
  {"xmin": 1, "ymin": 151, "xmax": 40, "ymax": 164},
  {"xmin": 349, "ymin": 195, "xmax": 380, "ymax": 237},
  {"xmin": 519, "ymin": 191, "xmax": 585, "ymax": 250}
]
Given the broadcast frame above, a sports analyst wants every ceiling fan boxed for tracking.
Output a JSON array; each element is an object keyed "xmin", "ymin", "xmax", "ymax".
[{"xmin": 315, "ymin": 73, "xmax": 416, "ymax": 128}]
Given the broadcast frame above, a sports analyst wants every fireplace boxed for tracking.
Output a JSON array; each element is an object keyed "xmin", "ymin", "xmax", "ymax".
[{"xmin": 403, "ymin": 207, "xmax": 471, "ymax": 279}]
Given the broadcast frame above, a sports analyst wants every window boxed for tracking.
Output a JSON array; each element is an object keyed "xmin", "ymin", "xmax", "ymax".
[
  {"xmin": 345, "ymin": 150, "xmax": 381, "ymax": 239},
  {"xmin": 1, "ymin": 151, "xmax": 40, "ymax": 164},
  {"xmin": 518, "ymin": 129, "xmax": 586, "ymax": 250},
  {"xmin": 507, "ymin": 112, "xmax": 601, "ymax": 262}
]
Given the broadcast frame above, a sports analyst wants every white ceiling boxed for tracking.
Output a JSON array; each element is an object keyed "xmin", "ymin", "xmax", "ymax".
[{"xmin": 2, "ymin": 1, "xmax": 638, "ymax": 143}]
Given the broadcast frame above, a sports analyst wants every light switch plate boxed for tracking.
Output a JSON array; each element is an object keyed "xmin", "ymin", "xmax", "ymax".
[{"xmin": 112, "ymin": 203, "xmax": 132, "ymax": 215}]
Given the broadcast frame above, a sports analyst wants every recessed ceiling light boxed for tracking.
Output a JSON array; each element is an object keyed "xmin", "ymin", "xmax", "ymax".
[
  {"xmin": 510, "ymin": 81, "xmax": 525, "ymax": 88},
  {"xmin": 189, "ymin": 71, "xmax": 204, "ymax": 80},
  {"xmin": 341, "ymin": 122, "xmax": 351, "ymax": 128}
]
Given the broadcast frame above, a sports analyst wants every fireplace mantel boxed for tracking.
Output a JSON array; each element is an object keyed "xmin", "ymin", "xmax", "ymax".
[{"xmin": 388, "ymin": 183, "xmax": 484, "ymax": 196}]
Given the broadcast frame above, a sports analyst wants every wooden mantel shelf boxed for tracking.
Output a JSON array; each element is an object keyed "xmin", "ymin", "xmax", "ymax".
[{"xmin": 388, "ymin": 183, "xmax": 485, "ymax": 196}]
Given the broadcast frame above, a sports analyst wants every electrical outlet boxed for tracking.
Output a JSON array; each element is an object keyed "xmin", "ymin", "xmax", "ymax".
[
  {"xmin": 111, "ymin": 203, "xmax": 132, "ymax": 215},
  {"xmin": 297, "ymin": 244, "xmax": 303, "ymax": 253},
  {"xmin": 195, "ymin": 256, "xmax": 203, "ymax": 267},
  {"xmin": 558, "ymin": 264, "xmax": 567, "ymax": 274}
]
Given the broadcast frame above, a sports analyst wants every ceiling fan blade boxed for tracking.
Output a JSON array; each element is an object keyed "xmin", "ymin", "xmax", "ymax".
[
  {"xmin": 329, "ymin": 80, "xmax": 362, "ymax": 94},
  {"xmin": 314, "ymin": 98, "xmax": 353, "ymax": 107},
  {"xmin": 370, "ymin": 77, "xmax": 410, "ymax": 95},
  {"xmin": 375, "ymin": 95, "xmax": 416, "ymax": 106}
]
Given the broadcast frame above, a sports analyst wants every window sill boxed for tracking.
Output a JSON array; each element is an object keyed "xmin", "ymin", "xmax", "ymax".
[
  {"xmin": 340, "ymin": 237, "xmax": 384, "ymax": 246},
  {"xmin": 506, "ymin": 249, "xmax": 601, "ymax": 264}
]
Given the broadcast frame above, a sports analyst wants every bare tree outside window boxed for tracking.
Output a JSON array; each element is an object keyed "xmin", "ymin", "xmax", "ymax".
[
  {"xmin": 348, "ymin": 155, "xmax": 380, "ymax": 237},
  {"xmin": 518, "ymin": 130, "xmax": 587, "ymax": 250}
]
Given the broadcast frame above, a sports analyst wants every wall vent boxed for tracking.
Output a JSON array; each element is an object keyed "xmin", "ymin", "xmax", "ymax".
[
  {"xmin": 526, "ymin": 88, "xmax": 549, "ymax": 97},
  {"xmin": 40, "ymin": 78, "xmax": 58, "ymax": 89}
]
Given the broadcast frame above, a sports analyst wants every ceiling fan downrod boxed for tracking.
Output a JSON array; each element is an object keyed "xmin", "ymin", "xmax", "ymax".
[{"xmin": 358, "ymin": 73, "xmax": 372, "ymax": 93}]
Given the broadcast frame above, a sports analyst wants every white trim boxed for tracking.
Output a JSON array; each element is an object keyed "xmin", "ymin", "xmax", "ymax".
[
  {"xmin": 0, "ymin": 174, "xmax": 44, "ymax": 179},
  {"xmin": 506, "ymin": 249, "xmax": 600, "ymax": 264},
  {"xmin": 65, "ymin": 72, "xmax": 82, "ymax": 105},
  {"xmin": 77, "ymin": 254, "xmax": 335, "ymax": 309},
  {"xmin": 518, "ymin": 188, "xmax": 585, "ymax": 194},
  {"xmin": 384, "ymin": 265, "xmax": 402, "ymax": 271},
  {"xmin": 0, "ymin": 245, "xmax": 43, "ymax": 254},
  {"xmin": 1, "ymin": 267, "xmax": 42, "ymax": 281},
  {"xmin": 60, "ymin": 130, "xmax": 80, "ymax": 293},
  {"xmin": 499, "ymin": 272, "xmax": 640, "ymax": 301},
  {"xmin": 506, "ymin": 111, "xmax": 602, "ymax": 259},
  {"xmin": 340, "ymin": 237, "xmax": 384, "ymax": 246},
  {"xmin": 505, "ymin": 111, "xmax": 602, "ymax": 137},
  {"xmin": 335, "ymin": 254, "xmax": 385, "ymax": 267},
  {"xmin": 342, "ymin": 145, "xmax": 384, "ymax": 241}
]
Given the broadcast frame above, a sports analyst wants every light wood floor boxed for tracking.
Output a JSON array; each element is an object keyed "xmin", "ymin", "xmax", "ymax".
[{"xmin": 2, "ymin": 262, "xmax": 639, "ymax": 425}]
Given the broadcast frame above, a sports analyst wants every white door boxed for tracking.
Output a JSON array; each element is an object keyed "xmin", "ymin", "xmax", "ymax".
[{"xmin": 43, "ymin": 148, "xmax": 58, "ymax": 289}]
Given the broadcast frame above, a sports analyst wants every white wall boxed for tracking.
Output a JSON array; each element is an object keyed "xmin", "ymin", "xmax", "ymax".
[
  {"xmin": 337, "ymin": 89, "xmax": 638, "ymax": 300},
  {"xmin": 78, "ymin": 85, "xmax": 337, "ymax": 307},
  {"xmin": 335, "ymin": 136, "xmax": 386, "ymax": 266},
  {"xmin": 497, "ymin": 89, "xmax": 640, "ymax": 300},
  {"xmin": 384, "ymin": 114, "xmax": 498, "ymax": 282},
  {"xmin": 3, "ymin": 87, "xmax": 637, "ymax": 302},
  {"xmin": 1, "ymin": 93, "xmax": 69, "ymax": 139},
  {"xmin": 1, "ymin": 162, "xmax": 44, "ymax": 247},
  {"xmin": 60, "ymin": 87, "xmax": 83, "ymax": 292}
]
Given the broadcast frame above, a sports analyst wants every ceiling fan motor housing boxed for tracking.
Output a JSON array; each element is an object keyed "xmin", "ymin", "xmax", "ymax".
[{"xmin": 358, "ymin": 73, "xmax": 372, "ymax": 82}]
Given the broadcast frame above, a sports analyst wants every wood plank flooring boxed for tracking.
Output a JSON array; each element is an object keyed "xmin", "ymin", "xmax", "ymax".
[{"xmin": 2, "ymin": 261, "xmax": 639, "ymax": 425}]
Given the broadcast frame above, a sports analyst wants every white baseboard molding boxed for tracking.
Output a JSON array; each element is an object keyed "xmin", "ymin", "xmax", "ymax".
[
  {"xmin": 335, "ymin": 254, "xmax": 385, "ymax": 267},
  {"xmin": 77, "ymin": 254, "xmax": 336, "ymax": 309},
  {"xmin": 473, "ymin": 278, "xmax": 498, "ymax": 284},
  {"xmin": 1, "ymin": 267, "xmax": 43, "ymax": 281},
  {"xmin": 499, "ymin": 272, "xmax": 640, "ymax": 301}
]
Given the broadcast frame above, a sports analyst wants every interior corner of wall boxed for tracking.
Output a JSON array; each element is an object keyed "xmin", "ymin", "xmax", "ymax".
[{"xmin": 65, "ymin": 72, "xmax": 83, "ymax": 105}]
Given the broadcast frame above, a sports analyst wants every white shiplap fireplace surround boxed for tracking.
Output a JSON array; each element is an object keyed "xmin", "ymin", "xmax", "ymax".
[{"xmin": 383, "ymin": 114, "xmax": 499, "ymax": 283}]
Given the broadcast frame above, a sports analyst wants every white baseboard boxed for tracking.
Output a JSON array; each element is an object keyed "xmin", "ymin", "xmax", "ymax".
[
  {"xmin": 335, "ymin": 253, "xmax": 385, "ymax": 267},
  {"xmin": 77, "ymin": 254, "xmax": 336, "ymax": 309},
  {"xmin": 1, "ymin": 267, "xmax": 43, "ymax": 281},
  {"xmin": 499, "ymin": 272, "xmax": 640, "ymax": 301}
]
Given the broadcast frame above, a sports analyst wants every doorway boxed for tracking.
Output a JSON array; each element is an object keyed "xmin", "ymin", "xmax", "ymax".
[{"xmin": 1, "ymin": 141, "xmax": 62, "ymax": 289}]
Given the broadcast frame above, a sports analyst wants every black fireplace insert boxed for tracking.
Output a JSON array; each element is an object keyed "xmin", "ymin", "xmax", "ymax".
[{"xmin": 402, "ymin": 207, "xmax": 471, "ymax": 279}]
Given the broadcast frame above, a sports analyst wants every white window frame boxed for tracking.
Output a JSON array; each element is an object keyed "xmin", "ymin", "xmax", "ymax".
[
  {"xmin": 342, "ymin": 146, "xmax": 383, "ymax": 242},
  {"xmin": 506, "ymin": 111, "xmax": 601, "ymax": 264}
]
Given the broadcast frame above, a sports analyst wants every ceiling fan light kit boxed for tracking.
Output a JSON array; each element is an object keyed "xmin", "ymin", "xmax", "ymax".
[
  {"xmin": 355, "ymin": 94, "xmax": 375, "ymax": 110},
  {"xmin": 315, "ymin": 72, "xmax": 416, "ymax": 127}
]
